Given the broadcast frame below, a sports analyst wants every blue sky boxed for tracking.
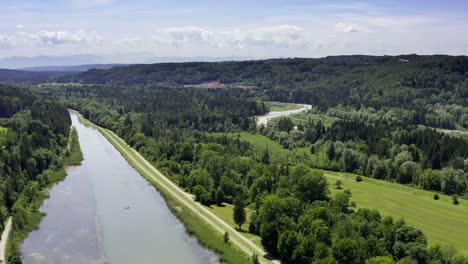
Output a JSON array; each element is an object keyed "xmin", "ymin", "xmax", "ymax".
[{"xmin": 1, "ymin": 0, "xmax": 468, "ymax": 60}]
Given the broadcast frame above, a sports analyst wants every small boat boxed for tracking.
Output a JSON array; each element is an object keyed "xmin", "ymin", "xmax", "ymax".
[{"xmin": 124, "ymin": 206, "xmax": 131, "ymax": 210}]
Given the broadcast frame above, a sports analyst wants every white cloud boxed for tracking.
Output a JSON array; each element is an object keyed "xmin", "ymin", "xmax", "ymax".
[
  {"xmin": 16, "ymin": 24, "xmax": 25, "ymax": 29},
  {"xmin": 70, "ymin": 0, "xmax": 114, "ymax": 8},
  {"xmin": 335, "ymin": 22, "xmax": 360, "ymax": 33},
  {"xmin": 36, "ymin": 29, "xmax": 103, "ymax": 46},
  {"xmin": 0, "ymin": 34, "xmax": 14, "ymax": 49},
  {"xmin": 153, "ymin": 25, "xmax": 313, "ymax": 50},
  {"xmin": 118, "ymin": 37, "xmax": 142, "ymax": 45}
]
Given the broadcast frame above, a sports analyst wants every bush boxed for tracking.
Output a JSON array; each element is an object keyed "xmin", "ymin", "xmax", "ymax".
[
  {"xmin": 344, "ymin": 189, "xmax": 352, "ymax": 197},
  {"xmin": 350, "ymin": 201, "xmax": 357, "ymax": 207},
  {"xmin": 356, "ymin": 175, "xmax": 363, "ymax": 182},
  {"xmin": 252, "ymin": 254, "xmax": 260, "ymax": 264},
  {"xmin": 223, "ymin": 231, "xmax": 230, "ymax": 243},
  {"xmin": 433, "ymin": 194, "xmax": 439, "ymax": 200},
  {"xmin": 453, "ymin": 196, "xmax": 460, "ymax": 205},
  {"xmin": 335, "ymin": 180, "xmax": 343, "ymax": 189}
]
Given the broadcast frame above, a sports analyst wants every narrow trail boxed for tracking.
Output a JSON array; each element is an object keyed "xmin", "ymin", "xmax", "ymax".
[
  {"xmin": 0, "ymin": 217, "xmax": 12, "ymax": 263},
  {"xmin": 75, "ymin": 111, "xmax": 279, "ymax": 264}
]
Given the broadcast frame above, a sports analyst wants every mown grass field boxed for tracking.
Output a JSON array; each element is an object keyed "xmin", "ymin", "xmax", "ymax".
[
  {"xmin": 265, "ymin": 101, "xmax": 303, "ymax": 112},
  {"xmin": 223, "ymin": 131, "xmax": 468, "ymax": 254}
]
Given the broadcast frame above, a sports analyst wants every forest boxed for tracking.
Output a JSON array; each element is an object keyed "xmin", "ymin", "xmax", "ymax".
[
  {"xmin": 57, "ymin": 55, "xmax": 468, "ymax": 129},
  {"xmin": 32, "ymin": 82, "xmax": 468, "ymax": 264},
  {"xmin": 262, "ymin": 113, "xmax": 468, "ymax": 196},
  {"xmin": 0, "ymin": 85, "xmax": 73, "ymax": 263}
]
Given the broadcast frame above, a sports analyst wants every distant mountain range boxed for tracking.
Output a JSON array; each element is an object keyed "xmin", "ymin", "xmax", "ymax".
[
  {"xmin": 20, "ymin": 64, "xmax": 127, "ymax": 72},
  {"xmin": 0, "ymin": 54, "xmax": 258, "ymax": 70},
  {"xmin": 0, "ymin": 68, "xmax": 71, "ymax": 82},
  {"xmin": 0, "ymin": 55, "xmax": 104, "ymax": 69}
]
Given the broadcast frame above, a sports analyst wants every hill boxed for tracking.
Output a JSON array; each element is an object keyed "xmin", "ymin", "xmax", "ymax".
[
  {"xmin": 59, "ymin": 55, "xmax": 468, "ymax": 110},
  {"xmin": 0, "ymin": 68, "xmax": 71, "ymax": 82},
  {"xmin": 20, "ymin": 64, "xmax": 127, "ymax": 72}
]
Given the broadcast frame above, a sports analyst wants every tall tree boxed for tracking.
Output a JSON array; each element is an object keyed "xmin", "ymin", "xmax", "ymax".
[{"xmin": 233, "ymin": 195, "xmax": 246, "ymax": 230}]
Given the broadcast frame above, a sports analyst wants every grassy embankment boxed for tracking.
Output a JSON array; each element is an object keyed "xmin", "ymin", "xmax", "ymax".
[
  {"xmin": 5, "ymin": 127, "xmax": 84, "ymax": 262},
  {"xmin": 221, "ymin": 131, "xmax": 468, "ymax": 255},
  {"xmin": 73, "ymin": 111, "xmax": 253, "ymax": 264},
  {"xmin": 206, "ymin": 204, "xmax": 263, "ymax": 247}
]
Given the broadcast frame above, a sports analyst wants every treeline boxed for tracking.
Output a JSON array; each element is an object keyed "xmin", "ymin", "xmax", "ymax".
[
  {"xmin": 0, "ymin": 85, "xmax": 71, "ymax": 237},
  {"xmin": 57, "ymin": 55, "xmax": 468, "ymax": 128},
  {"xmin": 37, "ymin": 84, "xmax": 266, "ymax": 137},
  {"xmin": 34, "ymin": 84, "xmax": 468, "ymax": 263},
  {"xmin": 263, "ymin": 114, "xmax": 468, "ymax": 195}
]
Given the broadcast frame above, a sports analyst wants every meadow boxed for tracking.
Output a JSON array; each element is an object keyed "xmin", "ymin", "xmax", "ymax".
[{"xmin": 223, "ymin": 131, "xmax": 468, "ymax": 254}]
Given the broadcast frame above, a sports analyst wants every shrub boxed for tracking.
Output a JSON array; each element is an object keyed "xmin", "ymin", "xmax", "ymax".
[
  {"xmin": 356, "ymin": 175, "xmax": 363, "ymax": 182},
  {"xmin": 223, "ymin": 231, "xmax": 230, "ymax": 243},
  {"xmin": 344, "ymin": 189, "xmax": 352, "ymax": 197},
  {"xmin": 335, "ymin": 180, "xmax": 343, "ymax": 189},
  {"xmin": 252, "ymin": 254, "xmax": 260, "ymax": 264},
  {"xmin": 433, "ymin": 194, "xmax": 439, "ymax": 200},
  {"xmin": 453, "ymin": 196, "xmax": 460, "ymax": 205}
]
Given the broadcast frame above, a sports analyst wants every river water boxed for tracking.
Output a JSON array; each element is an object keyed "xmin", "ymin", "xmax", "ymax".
[
  {"xmin": 256, "ymin": 104, "xmax": 312, "ymax": 127},
  {"xmin": 21, "ymin": 112, "xmax": 219, "ymax": 264}
]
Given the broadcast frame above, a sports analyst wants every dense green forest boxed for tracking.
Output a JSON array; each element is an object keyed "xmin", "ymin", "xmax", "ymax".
[
  {"xmin": 0, "ymin": 85, "xmax": 74, "ymax": 263},
  {"xmin": 58, "ymin": 55, "xmax": 468, "ymax": 129},
  {"xmin": 33, "ymin": 82, "xmax": 468, "ymax": 264},
  {"xmin": 263, "ymin": 112, "xmax": 468, "ymax": 196}
]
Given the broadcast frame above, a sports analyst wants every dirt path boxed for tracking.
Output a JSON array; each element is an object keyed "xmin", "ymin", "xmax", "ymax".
[
  {"xmin": 0, "ymin": 217, "xmax": 12, "ymax": 263},
  {"xmin": 256, "ymin": 104, "xmax": 312, "ymax": 127},
  {"xmin": 75, "ymin": 112, "xmax": 279, "ymax": 264}
]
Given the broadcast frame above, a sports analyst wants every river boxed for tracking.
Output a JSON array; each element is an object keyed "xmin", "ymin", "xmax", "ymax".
[
  {"xmin": 21, "ymin": 112, "xmax": 219, "ymax": 264},
  {"xmin": 256, "ymin": 104, "xmax": 312, "ymax": 127}
]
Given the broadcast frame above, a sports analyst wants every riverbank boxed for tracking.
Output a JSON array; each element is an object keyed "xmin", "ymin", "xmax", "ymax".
[
  {"xmin": 0, "ymin": 218, "xmax": 12, "ymax": 263},
  {"xmin": 5, "ymin": 127, "xmax": 83, "ymax": 263},
  {"xmin": 72, "ymin": 110, "xmax": 275, "ymax": 264}
]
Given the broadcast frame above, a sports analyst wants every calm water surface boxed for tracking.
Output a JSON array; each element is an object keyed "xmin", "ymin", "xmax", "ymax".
[{"xmin": 21, "ymin": 112, "xmax": 219, "ymax": 264}]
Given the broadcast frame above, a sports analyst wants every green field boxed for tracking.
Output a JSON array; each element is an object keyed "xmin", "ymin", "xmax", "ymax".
[
  {"xmin": 326, "ymin": 171, "xmax": 468, "ymax": 254},
  {"xmin": 265, "ymin": 101, "xmax": 302, "ymax": 112},
  {"xmin": 223, "ymin": 131, "xmax": 468, "ymax": 254},
  {"xmin": 220, "ymin": 131, "xmax": 310, "ymax": 162}
]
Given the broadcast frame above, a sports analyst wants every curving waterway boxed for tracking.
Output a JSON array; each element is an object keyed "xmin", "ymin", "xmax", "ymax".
[
  {"xmin": 256, "ymin": 104, "xmax": 312, "ymax": 127},
  {"xmin": 21, "ymin": 112, "xmax": 219, "ymax": 264}
]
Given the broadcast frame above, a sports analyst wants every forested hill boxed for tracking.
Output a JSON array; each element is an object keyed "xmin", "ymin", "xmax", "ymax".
[
  {"xmin": 0, "ymin": 85, "xmax": 71, "ymax": 235},
  {"xmin": 0, "ymin": 68, "xmax": 70, "ymax": 83},
  {"xmin": 59, "ymin": 55, "xmax": 468, "ymax": 109}
]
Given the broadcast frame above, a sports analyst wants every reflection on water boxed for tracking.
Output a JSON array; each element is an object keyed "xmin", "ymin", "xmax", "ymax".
[{"xmin": 22, "ymin": 112, "xmax": 219, "ymax": 264}]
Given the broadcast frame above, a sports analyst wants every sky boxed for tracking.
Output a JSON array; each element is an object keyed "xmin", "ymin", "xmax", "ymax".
[{"xmin": 1, "ymin": 0, "xmax": 468, "ymax": 60}]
